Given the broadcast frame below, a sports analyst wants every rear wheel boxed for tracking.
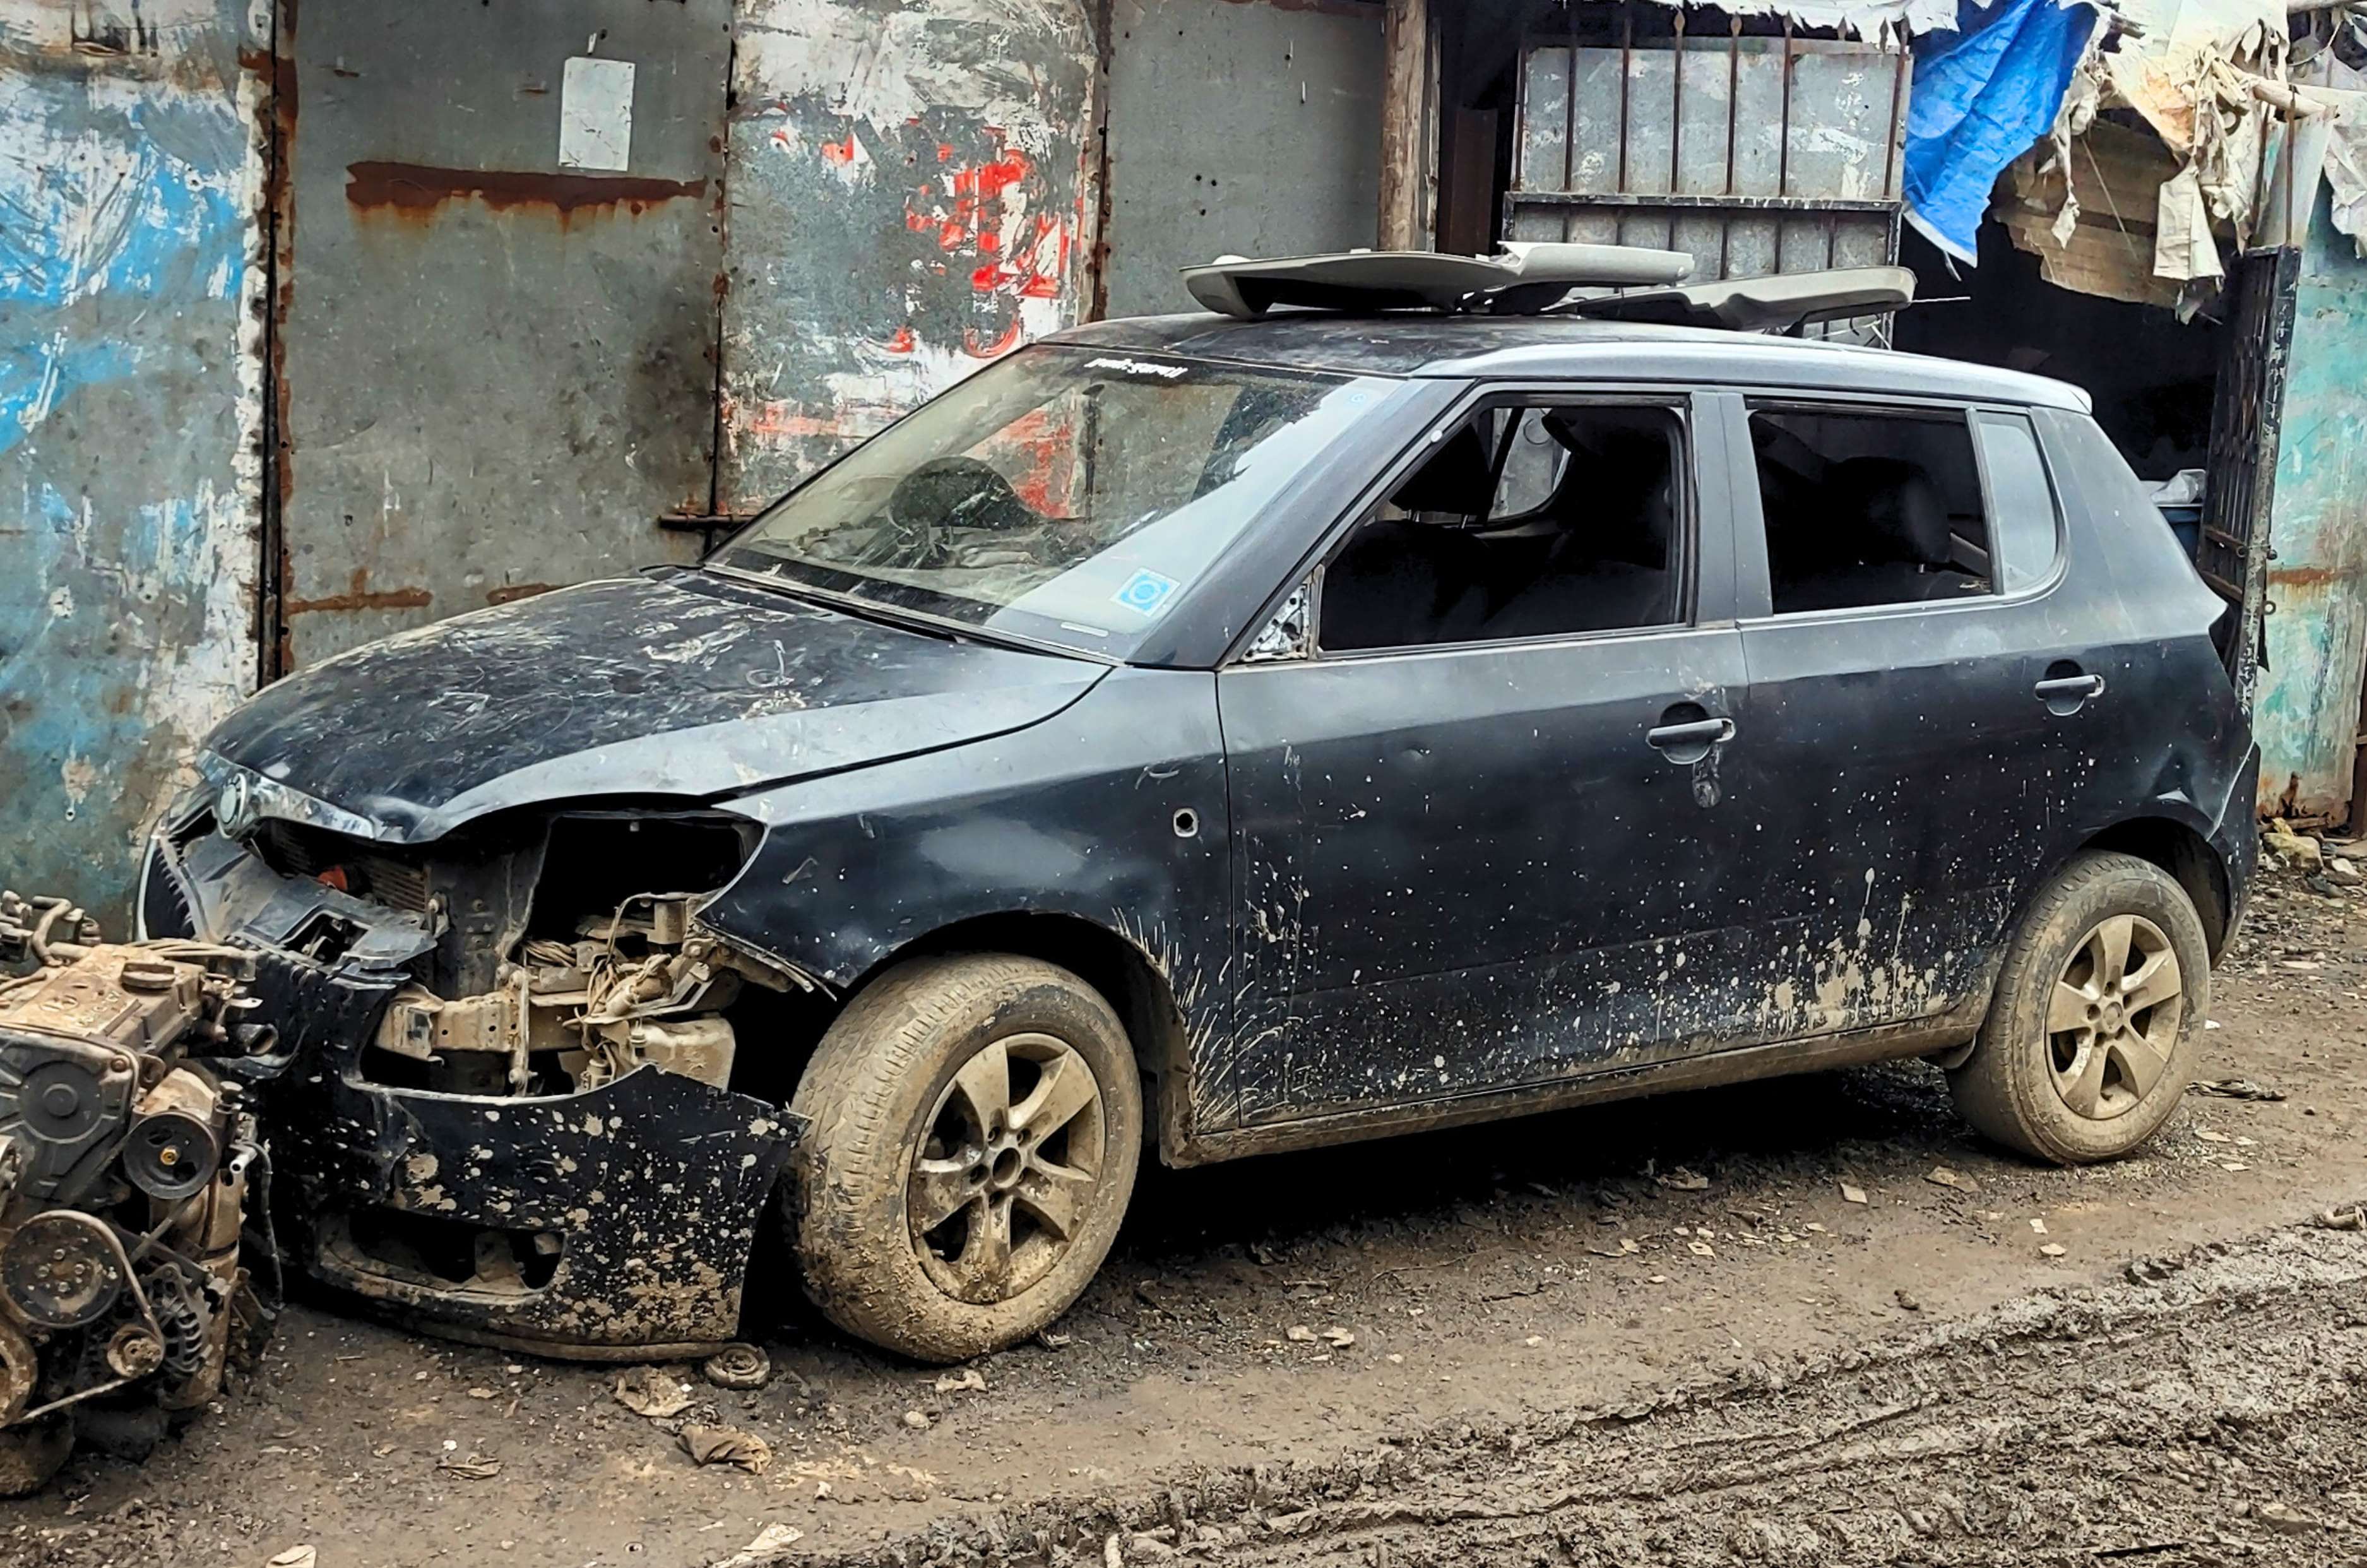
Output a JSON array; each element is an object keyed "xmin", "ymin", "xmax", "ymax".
[
  {"xmin": 788, "ymin": 955, "xmax": 1142, "ymax": 1362},
  {"xmin": 1950, "ymin": 850, "xmax": 2210, "ymax": 1163}
]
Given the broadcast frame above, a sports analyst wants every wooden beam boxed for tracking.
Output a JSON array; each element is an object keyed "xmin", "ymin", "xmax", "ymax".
[{"xmin": 1378, "ymin": 0, "xmax": 1430, "ymax": 251}]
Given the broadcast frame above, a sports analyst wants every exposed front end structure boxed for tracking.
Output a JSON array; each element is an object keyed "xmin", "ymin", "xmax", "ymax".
[
  {"xmin": 141, "ymin": 785, "xmax": 807, "ymax": 1360},
  {"xmin": 0, "ymin": 893, "xmax": 278, "ymax": 1494}
]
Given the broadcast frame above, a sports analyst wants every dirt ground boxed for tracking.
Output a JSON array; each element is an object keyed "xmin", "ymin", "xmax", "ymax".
[{"xmin": 8, "ymin": 860, "xmax": 2367, "ymax": 1568}]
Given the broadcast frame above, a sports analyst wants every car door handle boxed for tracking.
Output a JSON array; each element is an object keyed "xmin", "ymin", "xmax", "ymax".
[
  {"xmin": 2034, "ymin": 673, "xmax": 2105, "ymax": 708},
  {"xmin": 1645, "ymin": 716, "xmax": 1736, "ymax": 752}
]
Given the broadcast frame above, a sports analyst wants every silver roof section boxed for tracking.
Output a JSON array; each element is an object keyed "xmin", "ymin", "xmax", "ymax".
[{"xmin": 1045, "ymin": 313, "xmax": 2094, "ymax": 413}]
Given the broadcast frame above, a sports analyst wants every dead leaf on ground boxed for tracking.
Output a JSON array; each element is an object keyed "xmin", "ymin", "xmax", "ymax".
[
  {"xmin": 1322, "ymin": 1326, "xmax": 1355, "ymax": 1348},
  {"xmin": 1925, "ymin": 1167, "xmax": 1977, "ymax": 1192},
  {"xmin": 435, "ymin": 1454, "xmax": 501, "ymax": 1480},
  {"xmin": 2039, "ymin": 1243, "xmax": 2068, "ymax": 1258},
  {"xmin": 1285, "ymin": 1324, "xmax": 1317, "ymax": 1343},
  {"xmin": 615, "ymin": 1366, "xmax": 695, "ymax": 1420},
  {"xmin": 713, "ymin": 1523, "xmax": 805, "ymax": 1567},
  {"xmin": 2195, "ymin": 1128, "xmax": 2231, "ymax": 1143},
  {"xmin": 1656, "ymin": 1167, "xmax": 1710, "ymax": 1191},
  {"xmin": 933, "ymin": 1367, "xmax": 986, "ymax": 1394},
  {"xmin": 266, "ymin": 1550, "xmax": 317, "ymax": 1568},
  {"xmin": 679, "ymin": 1425, "xmax": 773, "ymax": 1474},
  {"xmin": 902, "ymin": 1409, "xmax": 933, "ymax": 1430},
  {"xmin": 1840, "ymin": 1182, "xmax": 1868, "ymax": 1205},
  {"xmin": 1687, "ymin": 1240, "xmax": 1714, "ymax": 1257}
]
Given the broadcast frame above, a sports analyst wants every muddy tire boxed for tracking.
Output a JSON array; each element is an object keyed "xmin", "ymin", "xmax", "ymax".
[
  {"xmin": 0, "ymin": 1417, "xmax": 74, "ymax": 1497},
  {"xmin": 788, "ymin": 955, "xmax": 1143, "ymax": 1363},
  {"xmin": 1951, "ymin": 850, "xmax": 2210, "ymax": 1163}
]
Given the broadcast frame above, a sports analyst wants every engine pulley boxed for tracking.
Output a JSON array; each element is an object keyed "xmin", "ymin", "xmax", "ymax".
[
  {"xmin": 1, "ymin": 1210, "xmax": 126, "ymax": 1329},
  {"xmin": 122, "ymin": 1111, "xmax": 218, "ymax": 1201}
]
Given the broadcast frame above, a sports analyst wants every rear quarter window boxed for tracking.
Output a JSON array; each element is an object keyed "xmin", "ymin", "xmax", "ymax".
[{"xmin": 1971, "ymin": 412, "xmax": 2062, "ymax": 593}]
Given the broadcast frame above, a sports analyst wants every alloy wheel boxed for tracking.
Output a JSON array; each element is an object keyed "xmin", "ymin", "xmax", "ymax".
[
  {"xmin": 2046, "ymin": 913, "xmax": 2184, "ymax": 1122},
  {"xmin": 907, "ymin": 1032, "xmax": 1107, "ymax": 1304}
]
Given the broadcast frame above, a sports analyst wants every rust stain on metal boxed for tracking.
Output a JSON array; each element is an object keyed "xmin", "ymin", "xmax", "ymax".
[
  {"xmin": 485, "ymin": 583, "xmax": 561, "ymax": 605},
  {"xmin": 285, "ymin": 568, "xmax": 432, "ymax": 615},
  {"xmin": 249, "ymin": 0, "xmax": 300, "ymax": 681},
  {"xmin": 344, "ymin": 162, "xmax": 707, "ymax": 223}
]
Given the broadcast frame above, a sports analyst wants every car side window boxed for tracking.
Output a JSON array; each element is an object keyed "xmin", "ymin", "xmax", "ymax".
[
  {"xmin": 1971, "ymin": 412, "xmax": 2061, "ymax": 593},
  {"xmin": 1317, "ymin": 401, "xmax": 1686, "ymax": 652},
  {"xmin": 1749, "ymin": 406, "xmax": 1994, "ymax": 615}
]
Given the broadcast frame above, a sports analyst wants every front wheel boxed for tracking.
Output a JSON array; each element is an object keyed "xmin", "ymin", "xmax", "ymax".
[
  {"xmin": 1950, "ymin": 850, "xmax": 2210, "ymax": 1163},
  {"xmin": 788, "ymin": 955, "xmax": 1143, "ymax": 1362}
]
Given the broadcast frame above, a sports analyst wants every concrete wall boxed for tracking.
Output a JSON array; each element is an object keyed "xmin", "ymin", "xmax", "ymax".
[
  {"xmin": 2257, "ymin": 189, "xmax": 2367, "ymax": 821},
  {"xmin": 0, "ymin": 0, "xmax": 266, "ymax": 920}
]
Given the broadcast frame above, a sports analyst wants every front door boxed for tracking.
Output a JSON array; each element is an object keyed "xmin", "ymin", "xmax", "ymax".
[{"xmin": 1213, "ymin": 391, "xmax": 1754, "ymax": 1128}]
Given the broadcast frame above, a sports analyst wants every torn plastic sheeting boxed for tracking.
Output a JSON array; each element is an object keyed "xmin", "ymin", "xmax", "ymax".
[
  {"xmin": 1620, "ymin": 0, "xmax": 1956, "ymax": 41},
  {"xmin": 1905, "ymin": 0, "xmax": 2105, "ymax": 264}
]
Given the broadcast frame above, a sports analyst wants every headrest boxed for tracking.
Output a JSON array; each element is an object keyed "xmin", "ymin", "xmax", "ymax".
[
  {"xmin": 1830, "ymin": 456, "xmax": 1950, "ymax": 567},
  {"xmin": 1390, "ymin": 423, "xmax": 1495, "ymax": 515}
]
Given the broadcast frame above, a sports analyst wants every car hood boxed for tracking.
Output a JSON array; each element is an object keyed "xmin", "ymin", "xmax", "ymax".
[{"xmin": 203, "ymin": 571, "xmax": 1106, "ymax": 843}]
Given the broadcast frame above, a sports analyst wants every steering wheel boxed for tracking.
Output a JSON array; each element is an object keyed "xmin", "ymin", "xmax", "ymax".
[{"xmin": 886, "ymin": 457, "xmax": 1033, "ymax": 564}]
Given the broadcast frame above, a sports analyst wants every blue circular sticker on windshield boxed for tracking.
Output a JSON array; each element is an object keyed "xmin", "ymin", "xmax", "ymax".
[{"xmin": 1112, "ymin": 568, "xmax": 1181, "ymax": 617}]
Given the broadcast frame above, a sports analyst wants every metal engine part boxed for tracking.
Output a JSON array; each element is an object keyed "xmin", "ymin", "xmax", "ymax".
[
  {"xmin": 0, "ymin": 890, "xmax": 280, "ymax": 1494},
  {"xmin": 371, "ymin": 893, "xmax": 757, "ymax": 1095}
]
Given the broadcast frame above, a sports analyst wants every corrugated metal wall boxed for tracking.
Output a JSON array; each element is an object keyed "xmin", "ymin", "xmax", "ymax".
[
  {"xmin": 0, "ymin": 0, "xmax": 266, "ymax": 922},
  {"xmin": 2255, "ymin": 191, "xmax": 2367, "ymax": 821}
]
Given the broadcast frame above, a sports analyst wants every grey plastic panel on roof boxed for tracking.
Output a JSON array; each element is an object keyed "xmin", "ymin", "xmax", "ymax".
[
  {"xmin": 1181, "ymin": 244, "xmax": 1694, "ymax": 318},
  {"xmin": 1045, "ymin": 312, "xmax": 2091, "ymax": 411}
]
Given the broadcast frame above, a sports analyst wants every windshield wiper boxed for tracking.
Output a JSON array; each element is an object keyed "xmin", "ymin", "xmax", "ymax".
[{"xmin": 702, "ymin": 562, "xmax": 1115, "ymax": 664}]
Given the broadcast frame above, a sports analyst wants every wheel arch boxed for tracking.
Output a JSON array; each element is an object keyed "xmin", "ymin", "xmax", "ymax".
[
  {"xmin": 837, "ymin": 910, "xmax": 1201, "ymax": 1159},
  {"xmin": 2077, "ymin": 815, "xmax": 2234, "ymax": 963}
]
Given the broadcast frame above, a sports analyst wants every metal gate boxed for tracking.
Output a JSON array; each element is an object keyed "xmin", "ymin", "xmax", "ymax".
[
  {"xmin": 2197, "ymin": 246, "xmax": 2303, "ymax": 710},
  {"xmin": 1508, "ymin": 13, "xmax": 1907, "ymax": 299},
  {"xmin": 271, "ymin": 0, "xmax": 730, "ymax": 670}
]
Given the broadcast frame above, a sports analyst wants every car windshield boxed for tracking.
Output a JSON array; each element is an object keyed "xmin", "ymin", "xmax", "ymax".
[{"xmin": 709, "ymin": 346, "xmax": 1393, "ymax": 656}]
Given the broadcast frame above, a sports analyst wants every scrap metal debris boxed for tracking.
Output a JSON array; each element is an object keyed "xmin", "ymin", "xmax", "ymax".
[
  {"xmin": 0, "ymin": 890, "xmax": 283, "ymax": 1494},
  {"xmin": 2192, "ymin": 1078, "xmax": 2287, "ymax": 1102},
  {"xmin": 680, "ymin": 1423, "xmax": 773, "ymax": 1473},
  {"xmin": 701, "ymin": 1342, "xmax": 772, "ymax": 1391}
]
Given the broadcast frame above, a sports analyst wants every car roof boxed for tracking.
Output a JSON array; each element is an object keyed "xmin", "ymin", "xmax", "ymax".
[{"xmin": 1046, "ymin": 312, "xmax": 2092, "ymax": 412}]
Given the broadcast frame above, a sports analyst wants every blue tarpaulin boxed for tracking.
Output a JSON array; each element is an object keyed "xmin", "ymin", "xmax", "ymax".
[{"xmin": 1904, "ymin": 0, "xmax": 2101, "ymax": 263}]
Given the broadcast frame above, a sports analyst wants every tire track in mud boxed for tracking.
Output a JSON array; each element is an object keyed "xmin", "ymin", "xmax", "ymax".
[{"xmin": 800, "ymin": 1220, "xmax": 2367, "ymax": 1567}]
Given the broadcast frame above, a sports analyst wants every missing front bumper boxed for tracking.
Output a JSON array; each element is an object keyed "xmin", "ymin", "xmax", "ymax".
[{"xmin": 148, "ymin": 826, "xmax": 804, "ymax": 1358}]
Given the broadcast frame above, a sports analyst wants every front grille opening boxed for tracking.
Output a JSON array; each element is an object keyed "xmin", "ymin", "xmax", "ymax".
[
  {"xmin": 169, "ymin": 808, "xmax": 217, "ymax": 852},
  {"xmin": 254, "ymin": 820, "xmax": 434, "ymax": 913},
  {"xmin": 340, "ymin": 1208, "xmax": 562, "ymax": 1293}
]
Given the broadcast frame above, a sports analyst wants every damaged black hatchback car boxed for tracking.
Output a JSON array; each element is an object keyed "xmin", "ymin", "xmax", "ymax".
[{"xmin": 142, "ymin": 300, "xmax": 2256, "ymax": 1363}]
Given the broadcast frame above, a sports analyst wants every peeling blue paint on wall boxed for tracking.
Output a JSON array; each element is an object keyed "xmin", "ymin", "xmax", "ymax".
[
  {"xmin": 0, "ymin": 0, "xmax": 264, "ymax": 922},
  {"xmin": 2255, "ymin": 187, "xmax": 2367, "ymax": 821}
]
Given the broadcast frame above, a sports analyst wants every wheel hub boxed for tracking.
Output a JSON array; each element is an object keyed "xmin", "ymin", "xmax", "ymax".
[
  {"xmin": 2047, "ymin": 913, "xmax": 2183, "ymax": 1123},
  {"xmin": 908, "ymin": 1032, "xmax": 1107, "ymax": 1305}
]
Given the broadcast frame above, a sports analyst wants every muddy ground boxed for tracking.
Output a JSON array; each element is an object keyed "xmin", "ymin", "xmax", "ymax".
[{"xmin": 8, "ymin": 862, "xmax": 2367, "ymax": 1567}]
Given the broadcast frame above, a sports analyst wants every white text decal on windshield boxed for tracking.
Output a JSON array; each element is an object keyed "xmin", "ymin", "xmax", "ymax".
[{"xmin": 1084, "ymin": 356, "xmax": 1189, "ymax": 379}]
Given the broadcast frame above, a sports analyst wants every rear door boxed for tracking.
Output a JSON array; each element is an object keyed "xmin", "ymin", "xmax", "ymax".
[
  {"xmin": 1720, "ymin": 392, "xmax": 2094, "ymax": 1042},
  {"xmin": 1212, "ymin": 388, "xmax": 1756, "ymax": 1129}
]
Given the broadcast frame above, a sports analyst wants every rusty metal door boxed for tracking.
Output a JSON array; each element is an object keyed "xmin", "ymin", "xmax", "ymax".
[
  {"xmin": 2196, "ymin": 246, "xmax": 2302, "ymax": 710},
  {"xmin": 272, "ymin": 0, "xmax": 728, "ymax": 669},
  {"xmin": 1098, "ymin": 0, "xmax": 1385, "ymax": 320}
]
